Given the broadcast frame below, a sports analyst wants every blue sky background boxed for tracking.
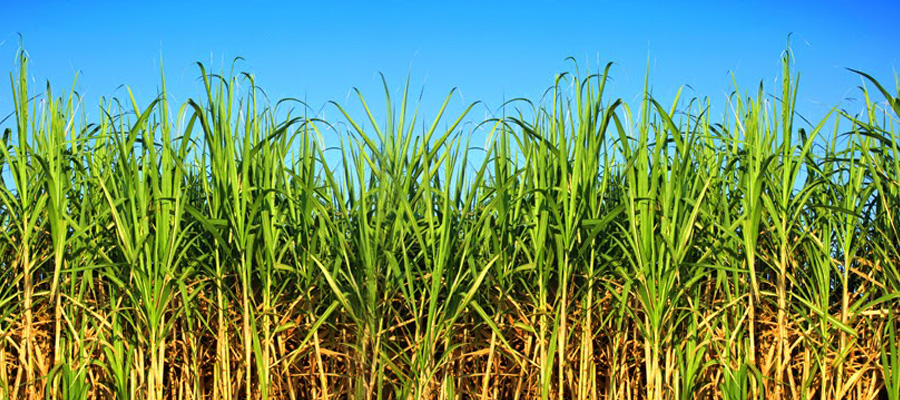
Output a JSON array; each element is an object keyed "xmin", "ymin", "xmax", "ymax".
[{"xmin": 1, "ymin": 0, "xmax": 898, "ymax": 146}]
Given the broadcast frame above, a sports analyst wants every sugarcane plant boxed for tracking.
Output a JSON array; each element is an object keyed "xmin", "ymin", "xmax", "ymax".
[{"xmin": 0, "ymin": 42, "xmax": 897, "ymax": 400}]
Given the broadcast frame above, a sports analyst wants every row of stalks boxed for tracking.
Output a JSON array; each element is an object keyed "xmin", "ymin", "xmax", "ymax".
[{"xmin": 1, "ymin": 47, "xmax": 899, "ymax": 399}]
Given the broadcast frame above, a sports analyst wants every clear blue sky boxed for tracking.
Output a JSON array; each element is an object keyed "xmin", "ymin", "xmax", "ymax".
[{"xmin": 1, "ymin": 0, "xmax": 898, "ymax": 141}]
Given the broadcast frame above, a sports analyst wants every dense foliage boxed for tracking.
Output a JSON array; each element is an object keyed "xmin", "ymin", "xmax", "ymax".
[{"xmin": 1, "ymin": 48, "xmax": 899, "ymax": 400}]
